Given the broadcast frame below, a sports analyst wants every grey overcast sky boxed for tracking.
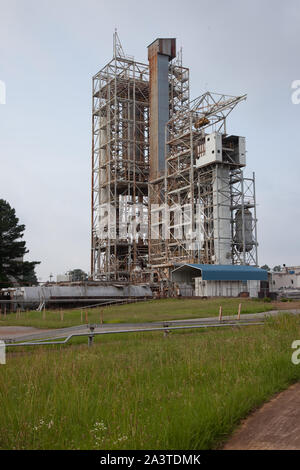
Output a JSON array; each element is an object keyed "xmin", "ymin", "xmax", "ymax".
[{"xmin": 0, "ymin": 0, "xmax": 299, "ymax": 281}]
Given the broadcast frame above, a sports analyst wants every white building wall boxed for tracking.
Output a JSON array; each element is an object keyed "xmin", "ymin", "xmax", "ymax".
[
  {"xmin": 247, "ymin": 280, "xmax": 260, "ymax": 297},
  {"xmin": 195, "ymin": 277, "xmax": 259, "ymax": 297},
  {"xmin": 271, "ymin": 271, "xmax": 300, "ymax": 290}
]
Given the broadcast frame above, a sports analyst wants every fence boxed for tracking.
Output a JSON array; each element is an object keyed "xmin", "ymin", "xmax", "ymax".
[{"xmin": 5, "ymin": 319, "xmax": 264, "ymax": 348}]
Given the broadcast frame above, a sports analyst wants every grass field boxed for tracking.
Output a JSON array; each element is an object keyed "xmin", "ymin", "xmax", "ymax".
[
  {"xmin": 0, "ymin": 297, "xmax": 276, "ymax": 329},
  {"xmin": 0, "ymin": 314, "xmax": 300, "ymax": 450}
]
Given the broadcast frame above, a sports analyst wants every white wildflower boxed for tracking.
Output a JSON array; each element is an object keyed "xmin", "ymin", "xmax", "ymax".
[
  {"xmin": 113, "ymin": 435, "xmax": 128, "ymax": 445},
  {"xmin": 32, "ymin": 417, "xmax": 54, "ymax": 431}
]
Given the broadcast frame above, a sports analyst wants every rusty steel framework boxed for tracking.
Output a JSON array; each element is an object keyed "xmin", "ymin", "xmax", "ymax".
[
  {"xmin": 231, "ymin": 170, "xmax": 258, "ymax": 266},
  {"xmin": 91, "ymin": 32, "xmax": 150, "ymax": 281},
  {"xmin": 148, "ymin": 51, "xmax": 190, "ymax": 277},
  {"xmin": 92, "ymin": 34, "xmax": 191, "ymax": 281},
  {"xmin": 91, "ymin": 34, "xmax": 258, "ymax": 283},
  {"xmin": 149, "ymin": 91, "xmax": 258, "ymax": 279}
]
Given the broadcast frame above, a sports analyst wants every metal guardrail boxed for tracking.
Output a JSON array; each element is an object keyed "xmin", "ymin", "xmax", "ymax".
[{"xmin": 5, "ymin": 320, "xmax": 265, "ymax": 348}]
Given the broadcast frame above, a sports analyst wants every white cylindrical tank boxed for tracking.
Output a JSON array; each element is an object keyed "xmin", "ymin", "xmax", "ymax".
[{"xmin": 234, "ymin": 208, "xmax": 254, "ymax": 252}]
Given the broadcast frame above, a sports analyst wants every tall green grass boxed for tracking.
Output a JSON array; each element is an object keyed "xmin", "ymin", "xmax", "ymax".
[
  {"xmin": 0, "ymin": 314, "xmax": 299, "ymax": 449},
  {"xmin": 0, "ymin": 297, "xmax": 274, "ymax": 329}
]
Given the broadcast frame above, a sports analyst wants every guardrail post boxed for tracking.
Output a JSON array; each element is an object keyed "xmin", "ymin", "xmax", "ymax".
[
  {"xmin": 163, "ymin": 322, "xmax": 170, "ymax": 337},
  {"xmin": 88, "ymin": 325, "xmax": 95, "ymax": 347}
]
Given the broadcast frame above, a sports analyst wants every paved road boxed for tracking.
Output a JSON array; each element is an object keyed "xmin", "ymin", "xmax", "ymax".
[
  {"xmin": 223, "ymin": 382, "xmax": 300, "ymax": 449},
  {"xmin": 1, "ymin": 309, "xmax": 299, "ymax": 343},
  {"xmin": 0, "ymin": 326, "xmax": 50, "ymax": 339}
]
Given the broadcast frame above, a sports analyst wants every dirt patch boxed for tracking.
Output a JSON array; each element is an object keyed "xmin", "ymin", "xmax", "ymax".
[
  {"xmin": 272, "ymin": 301, "xmax": 300, "ymax": 310},
  {"xmin": 223, "ymin": 382, "xmax": 300, "ymax": 449}
]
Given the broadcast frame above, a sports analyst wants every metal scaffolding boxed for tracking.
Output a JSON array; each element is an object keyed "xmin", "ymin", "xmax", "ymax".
[
  {"xmin": 148, "ymin": 48, "xmax": 190, "ymax": 278},
  {"xmin": 149, "ymin": 91, "xmax": 258, "ymax": 279},
  {"xmin": 91, "ymin": 34, "xmax": 258, "ymax": 284},
  {"xmin": 91, "ymin": 32, "xmax": 150, "ymax": 281},
  {"xmin": 230, "ymin": 169, "xmax": 258, "ymax": 266}
]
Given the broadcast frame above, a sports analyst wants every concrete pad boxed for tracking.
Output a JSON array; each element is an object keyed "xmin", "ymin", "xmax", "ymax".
[{"xmin": 224, "ymin": 382, "xmax": 300, "ymax": 450}]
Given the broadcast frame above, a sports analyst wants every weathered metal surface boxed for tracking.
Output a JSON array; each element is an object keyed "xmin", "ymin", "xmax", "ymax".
[
  {"xmin": 91, "ymin": 34, "xmax": 257, "ymax": 289},
  {"xmin": 91, "ymin": 32, "xmax": 150, "ymax": 282},
  {"xmin": 147, "ymin": 38, "xmax": 176, "ymax": 59},
  {"xmin": 148, "ymin": 38, "xmax": 176, "ymax": 180},
  {"xmin": 1, "ymin": 285, "xmax": 153, "ymax": 305}
]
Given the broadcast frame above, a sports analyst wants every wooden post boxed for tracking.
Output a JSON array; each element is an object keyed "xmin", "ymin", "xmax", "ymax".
[
  {"xmin": 81, "ymin": 310, "xmax": 83, "ymax": 324},
  {"xmin": 237, "ymin": 303, "xmax": 242, "ymax": 320},
  {"xmin": 60, "ymin": 309, "xmax": 64, "ymax": 322},
  {"xmin": 43, "ymin": 305, "xmax": 46, "ymax": 320},
  {"xmin": 219, "ymin": 305, "xmax": 223, "ymax": 322},
  {"xmin": 85, "ymin": 311, "xmax": 88, "ymax": 324},
  {"xmin": 100, "ymin": 309, "xmax": 103, "ymax": 326}
]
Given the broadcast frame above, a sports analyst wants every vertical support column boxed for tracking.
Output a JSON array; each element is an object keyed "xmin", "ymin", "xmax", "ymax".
[
  {"xmin": 213, "ymin": 165, "xmax": 231, "ymax": 264},
  {"xmin": 253, "ymin": 172, "xmax": 258, "ymax": 266},
  {"xmin": 241, "ymin": 174, "xmax": 246, "ymax": 264},
  {"xmin": 148, "ymin": 39, "xmax": 176, "ymax": 277},
  {"xmin": 148, "ymin": 38, "xmax": 176, "ymax": 182}
]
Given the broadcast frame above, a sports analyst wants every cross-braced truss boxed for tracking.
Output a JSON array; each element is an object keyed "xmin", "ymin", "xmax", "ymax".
[
  {"xmin": 92, "ymin": 35, "xmax": 258, "ymax": 284},
  {"xmin": 91, "ymin": 33, "xmax": 150, "ymax": 281},
  {"xmin": 149, "ymin": 91, "xmax": 258, "ymax": 278}
]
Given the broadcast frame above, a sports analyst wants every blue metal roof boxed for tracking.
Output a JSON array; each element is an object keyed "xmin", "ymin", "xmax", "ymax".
[{"xmin": 173, "ymin": 264, "xmax": 268, "ymax": 281}]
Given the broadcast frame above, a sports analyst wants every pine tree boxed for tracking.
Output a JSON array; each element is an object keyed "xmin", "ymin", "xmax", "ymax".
[{"xmin": 0, "ymin": 199, "xmax": 40, "ymax": 287}]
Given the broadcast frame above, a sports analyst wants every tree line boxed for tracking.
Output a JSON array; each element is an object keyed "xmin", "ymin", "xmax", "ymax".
[{"xmin": 0, "ymin": 199, "xmax": 39, "ymax": 287}]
